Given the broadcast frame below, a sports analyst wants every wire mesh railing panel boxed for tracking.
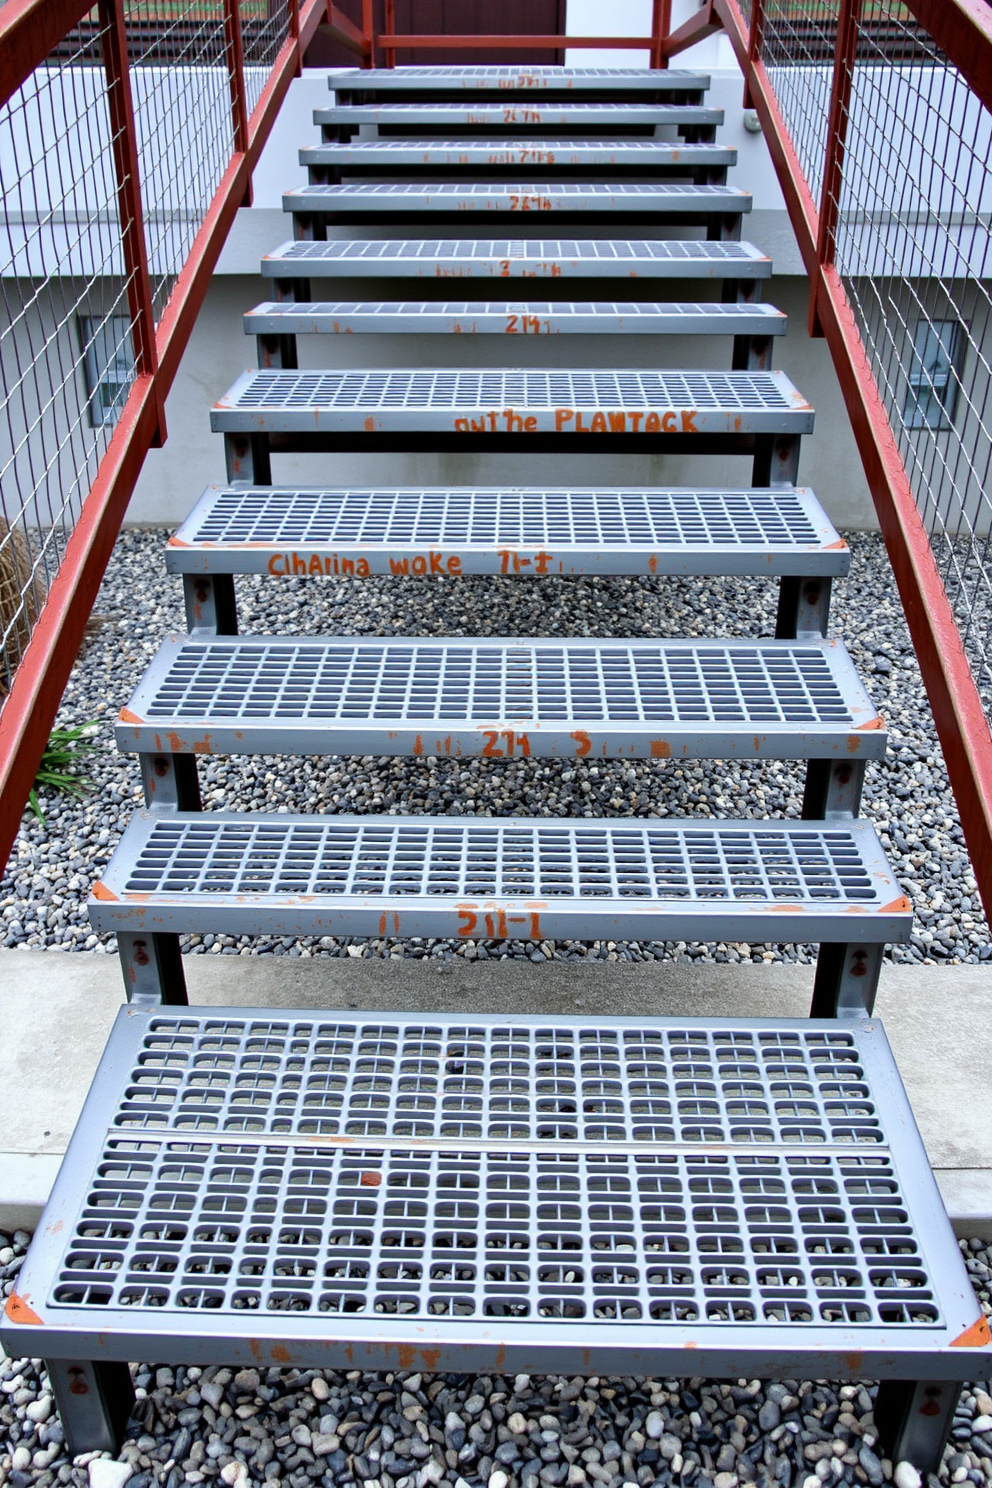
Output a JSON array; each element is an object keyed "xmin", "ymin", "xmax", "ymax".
[
  {"xmin": 0, "ymin": 19, "xmax": 138, "ymax": 695},
  {"xmin": 241, "ymin": 1, "xmax": 290, "ymax": 119},
  {"xmin": 760, "ymin": 1, "xmax": 837, "ymax": 208},
  {"xmin": 832, "ymin": 1, "xmax": 992, "ymax": 722},
  {"xmin": 125, "ymin": 1, "xmax": 236, "ymax": 325}
]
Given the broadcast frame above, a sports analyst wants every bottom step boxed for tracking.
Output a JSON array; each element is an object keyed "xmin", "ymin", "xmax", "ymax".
[{"xmin": 3, "ymin": 1008, "xmax": 986, "ymax": 1410}]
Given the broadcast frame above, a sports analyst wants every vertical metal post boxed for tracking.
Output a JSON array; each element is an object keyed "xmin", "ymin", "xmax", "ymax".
[
  {"xmin": 362, "ymin": 0, "xmax": 375, "ymax": 67},
  {"xmin": 873, "ymin": 1381, "xmax": 961, "ymax": 1475},
  {"xmin": 651, "ymin": 0, "xmax": 671, "ymax": 68},
  {"xmin": 809, "ymin": 0, "xmax": 862, "ymax": 335},
  {"xmin": 288, "ymin": 0, "xmax": 303, "ymax": 76},
  {"xmin": 743, "ymin": 0, "xmax": 764, "ymax": 108},
  {"xmin": 224, "ymin": 0, "xmax": 253, "ymax": 206},
  {"xmin": 46, "ymin": 1359, "xmax": 136, "ymax": 1457},
  {"xmin": 97, "ymin": 0, "xmax": 165, "ymax": 444},
  {"xmin": 384, "ymin": 0, "xmax": 395, "ymax": 67}
]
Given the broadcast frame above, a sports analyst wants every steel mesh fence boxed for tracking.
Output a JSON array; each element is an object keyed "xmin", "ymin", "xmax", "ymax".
[
  {"xmin": 0, "ymin": 16, "xmax": 138, "ymax": 695},
  {"xmin": 833, "ymin": 2, "xmax": 992, "ymax": 722},
  {"xmin": 0, "ymin": 2, "xmax": 299, "ymax": 719},
  {"xmin": 758, "ymin": 1, "xmax": 992, "ymax": 729},
  {"xmin": 124, "ymin": 1, "xmax": 236, "ymax": 325},
  {"xmin": 241, "ymin": 1, "xmax": 291, "ymax": 118}
]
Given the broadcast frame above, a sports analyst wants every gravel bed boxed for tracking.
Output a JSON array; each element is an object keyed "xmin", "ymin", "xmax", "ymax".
[
  {"xmin": 1, "ymin": 527, "xmax": 987, "ymax": 965},
  {"xmin": 2, "ymin": 1228, "xmax": 991, "ymax": 1488}
]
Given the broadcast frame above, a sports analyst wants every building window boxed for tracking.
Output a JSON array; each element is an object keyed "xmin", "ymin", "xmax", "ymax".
[
  {"xmin": 79, "ymin": 314, "xmax": 133, "ymax": 426},
  {"xmin": 904, "ymin": 318, "xmax": 965, "ymax": 431}
]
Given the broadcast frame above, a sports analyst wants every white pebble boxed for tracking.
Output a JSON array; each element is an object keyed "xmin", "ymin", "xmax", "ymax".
[
  {"xmin": 88, "ymin": 1461, "xmax": 134, "ymax": 1488},
  {"xmin": 489, "ymin": 1473, "xmax": 509, "ymax": 1488},
  {"xmin": 893, "ymin": 1463, "xmax": 921, "ymax": 1488},
  {"xmin": 220, "ymin": 1464, "xmax": 248, "ymax": 1488},
  {"xmin": 12, "ymin": 1447, "xmax": 32, "ymax": 1472},
  {"xmin": 311, "ymin": 1377, "xmax": 330, "ymax": 1402},
  {"xmin": 26, "ymin": 1394, "xmax": 52, "ymax": 1423},
  {"xmin": 508, "ymin": 1413, "xmax": 528, "ymax": 1435},
  {"xmin": 975, "ymin": 1391, "xmax": 992, "ymax": 1417}
]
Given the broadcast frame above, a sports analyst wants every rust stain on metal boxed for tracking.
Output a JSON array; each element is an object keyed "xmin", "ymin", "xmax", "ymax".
[
  {"xmin": 364, "ymin": 416, "xmax": 375, "ymax": 432},
  {"xmin": 270, "ymin": 1345, "xmax": 291, "ymax": 1362},
  {"xmin": 843, "ymin": 1351, "xmax": 864, "ymax": 1374},
  {"xmin": 650, "ymin": 740, "xmax": 671, "ymax": 758},
  {"xmin": 951, "ymin": 1314, "xmax": 992, "ymax": 1347},
  {"xmin": 5, "ymin": 1292, "xmax": 43, "ymax": 1326},
  {"xmin": 771, "ymin": 904, "xmax": 803, "ymax": 912},
  {"xmin": 249, "ymin": 1338, "xmax": 262, "ymax": 1360}
]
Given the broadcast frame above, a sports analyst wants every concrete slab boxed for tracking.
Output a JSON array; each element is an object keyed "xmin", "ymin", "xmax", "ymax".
[{"xmin": 1, "ymin": 949, "xmax": 989, "ymax": 1235}]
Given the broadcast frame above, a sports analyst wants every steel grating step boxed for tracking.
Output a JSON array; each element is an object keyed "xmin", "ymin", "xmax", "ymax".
[
  {"xmin": 328, "ymin": 67, "xmax": 712, "ymax": 97},
  {"xmin": 261, "ymin": 238, "xmax": 773, "ymax": 282},
  {"xmin": 284, "ymin": 181, "xmax": 751, "ymax": 216},
  {"xmin": 211, "ymin": 369, "xmax": 813, "ymax": 436},
  {"xmin": 300, "ymin": 139, "xmax": 736, "ymax": 168},
  {"xmin": 88, "ymin": 813, "xmax": 912, "ymax": 947},
  {"xmin": 4, "ymin": 1003, "xmax": 987, "ymax": 1379},
  {"xmin": 116, "ymin": 636, "xmax": 884, "ymax": 762},
  {"xmin": 245, "ymin": 300, "xmax": 787, "ymax": 338},
  {"xmin": 314, "ymin": 102, "xmax": 726, "ymax": 128},
  {"xmin": 166, "ymin": 485, "xmax": 847, "ymax": 579}
]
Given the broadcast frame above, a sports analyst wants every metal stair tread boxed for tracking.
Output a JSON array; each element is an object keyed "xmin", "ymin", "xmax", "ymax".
[
  {"xmin": 283, "ymin": 181, "xmax": 751, "ymax": 213},
  {"xmin": 300, "ymin": 138, "xmax": 736, "ymax": 165},
  {"xmin": 87, "ymin": 813, "xmax": 913, "ymax": 945},
  {"xmin": 314, "ymin": 101, "xmax": 726, "ymax": 126},
  {"xmin": 166, "ymin": 486, "xmax": 848, "ymax": 578},
  {"xmin": 245, "ymin": 300, "xmax": 787, "ymax": 336},
  {"xmin": 2, "ymin": 1002, "xmax": 982, "ymax": 1376},
  {"xmin": 261, "ymin": 238, "xmax": 773, "ymax": 280},
  {"xmin": 327, "ymin": 66, "xmax": 712, "ymax": 94},
  {"xmin": 117, "ymin": 635, "xmax": 884, "ymax": 761},
  {"xmin": 211, "ymin": 368, "xmax": 813, "ymax": 434}
]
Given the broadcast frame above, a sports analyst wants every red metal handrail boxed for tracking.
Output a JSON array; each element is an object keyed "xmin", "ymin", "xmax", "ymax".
[
  {"xmin": 0, "ymin": 0, "xmax": 332, "ymax": 871},
  {"xmin": 660, "ymin": 0, "xmax": 992, "ymax": 927}
]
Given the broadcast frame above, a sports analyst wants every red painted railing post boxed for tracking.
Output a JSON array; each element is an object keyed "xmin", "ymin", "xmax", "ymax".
[
  {"xmin": 809, "ymin": 0, "xmax": 862, "ymax": 335},
  {"xmin": 223, "ymin": 0, "xmax": 253, "ymax": 204},
  {"xmin": 97, "ymin": 0, "xmax": 164, "ymax": 442},
  {"xmin": 288, "ymin": 0, "xmax": 302, "ymax": 76},
  {"xmin": 384, "ymin": 0, "xmax": 395, "ymax": 67},
  {"xmin": 743, "ymin": 0, "xmax": 764, "ymax": 108},
  {"xmin": 651, "ymin": 0, "xmax": 672, "ymax": 68},
  {"xmin": 362, "ymin": 0, "xmax": 374, "ymax": 66}
]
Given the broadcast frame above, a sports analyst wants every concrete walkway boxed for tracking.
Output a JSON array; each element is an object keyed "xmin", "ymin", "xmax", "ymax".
[{"xmin": 1, "ymin": 949, "xmax": 989, "ymax": 1236}]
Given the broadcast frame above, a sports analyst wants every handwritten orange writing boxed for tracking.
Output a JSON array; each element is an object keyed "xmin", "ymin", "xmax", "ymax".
[{"xmin": 482, "ymin": 728, "xmax": 531, "ymax": 758}]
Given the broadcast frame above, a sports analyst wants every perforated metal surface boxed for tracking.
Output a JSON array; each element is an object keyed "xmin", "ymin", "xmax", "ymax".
[
  {"xmin": 328, "ymin": 67, "xmax": 712, "ymax": 94},
  {"xmin": 283, "ymin": 182, "xmax": 751, "ymax": 215},
  {"xmin": 301, "ymin": 139, "xmax": 735, "ymax": 167},
  {"xmin": 88, "ymin": 814, "xmax": 912, "ymax": 947},
  {"xmin": 211, "ymin": 369, "xmax": 812, "ymax": 435},
  {"xmin": 119, "ymin": 636, "xmax": 883, "ymax": 761},
  {"xmin": 6, "ymin": 1005, "xmax": 985, "ymax": 1377},
  {"xmin": 315, "ymin": 103, "xmax": 726, "ymax": 127},
  {"xmin": 167, "ymin": 485, "xmax": 847, "ymax": 579},
  {"xmin": 246, "ymin": 301, "xmax": 787, "ymax": 337},
  {"xmin": 261, "ymin": 239, "xmax": 772, "ymax": 281}
]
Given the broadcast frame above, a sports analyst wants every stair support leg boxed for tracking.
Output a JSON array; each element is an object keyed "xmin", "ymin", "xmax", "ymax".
[
  {"xmin": 709, "ymin": 211, "xmax": 742, "ymax": 242},
  {"xmin": 257, "ymin": 332, "xmax": 299, "ymax": 370},
  {"xmin": 753, "ymin": 433, "xmax": 801, "ymax": 487},
  {"xmin": 810, "ymin": 941, "xmax": 884, "ymax": 1016},
  {"xmin": 733, "ymin": 333, "xmax": 772, "ymax": 370},
  {"xmin": 117, "ymin": 930, "xmax": 188, "ymax": 1006},
  {"xmin": 293, "ymin": 211, "xmax": 326, "ymax": 241},
  {"xmin": 139, "ymin": 751, "xmax": 203, "ymax": 811},
  {"xmin": 183, "ymin": 573, "xmax": 238, "ymax": 635},
  {"xmin": 775, "ymin": 575, "xmax": 833, "ymax": 637},
  {"xmin": 46, "ymin": 1358, "xmax": 136, "ymax": 1457},
  {"xmin": 802, "ymin": 757, "xmax": 866, "ymax": 819},
  {"xmin": 225, "ymin": 432, "xmax": 271, "ymax": 485},
  {"xmin": 273, "ymin": 276, "xmax": 311, "ymax": 304},
  {"xmin": 873, "ymin": 1380, "xmax": 960, "ymax": 1475}
]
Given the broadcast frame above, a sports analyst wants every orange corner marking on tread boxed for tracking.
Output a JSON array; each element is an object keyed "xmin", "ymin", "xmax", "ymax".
[
  {"xmin": 166, "ymin": 536, "xmax": 190, "ymax": 547},
  {"xmin": 951, "ymin": 1315, "xmax": 992, "ymax": 1347},
  {"xmin": 858, "ymin": 715, "xmax": 885, "ymax": 730},
  {"xmin": 91, "ymin": 881, "xmax": 118, "ymax": 901},
  {"xmin": 119, "ymin": 708, "xmax": 142, "ymax": 724},
  {"xmin": 5, "ymin": 1292, "xmax": 43, "ymax": 1325},
  {"xmin": 879, "ymin": 896, "xmax": 913, "ymax": 914},
  {"xmin": 824, "ymin": 538, "xmax": 849, "ymax": 550}
]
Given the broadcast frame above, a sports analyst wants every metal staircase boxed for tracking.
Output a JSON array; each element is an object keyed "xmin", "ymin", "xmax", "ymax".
[{"xmin": 4, "ymin": 63, "xmax": 989, "ymax": 1469}]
